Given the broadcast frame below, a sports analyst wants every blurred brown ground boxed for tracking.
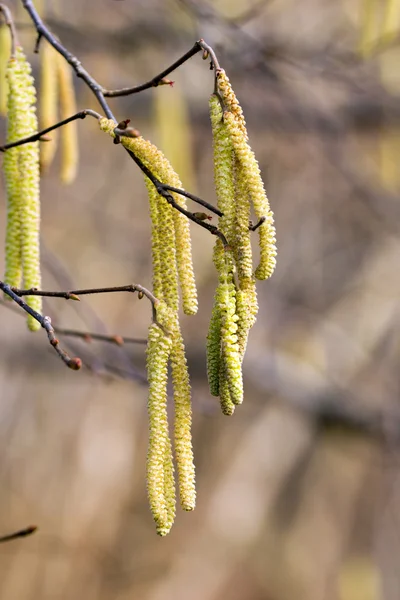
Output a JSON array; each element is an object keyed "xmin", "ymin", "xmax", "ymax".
[{"xmin": 0, "ymin": 0, "xmax": 400, "ymax": 599}]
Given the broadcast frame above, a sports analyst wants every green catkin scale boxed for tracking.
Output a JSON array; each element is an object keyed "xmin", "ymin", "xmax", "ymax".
[{"xmin": 4, "ymin": 47, "xmax": 42, "ymax": 330}]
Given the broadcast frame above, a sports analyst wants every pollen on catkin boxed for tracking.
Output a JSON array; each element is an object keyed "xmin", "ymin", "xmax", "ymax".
[
  {"xmin": 206, "ymin": 295, "xmax": 222, "ymax": 397},
  {"xmin": 4, "ymin": 47, "xmax": 42, "ymax": 330},
  {"xmin": 39, "ymin": 41, "xmax": 58, "ymax": 171},
  {"xmin": 57, "ymin": 53, "xmax": 78, "ymax": 184}
]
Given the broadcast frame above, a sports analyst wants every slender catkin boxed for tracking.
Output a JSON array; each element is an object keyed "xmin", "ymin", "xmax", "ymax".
[
  {"xmin": 216, "ymin": 69, "xmax": 247, "ymax": 139},
  {"xmin": 219, "ymin": 359, "xmax": 235, "ymax": 416},
  {"xmin": 146, "ymin": 323, "xmax": 175, "ymax": 536},
  {"xmin": 145, "ymin": 179, "xmax": 164, "ymax": 300},
  {"xmin": 57, "ymin": 53, "xmax": 78, "ymax": 184},
  {"xmin": 4, "ymin": 47, "xmax": 42, "ymax": 330},
  {"xmin": 171, "ymin": 328, "xmax": 196, "ymax": 511},
  {"xmin": 234, "ymin": 160, "xmax": 253, "ymax": 282},
  {"xmin": 223, "ymin": 110, "xmax": 277, "ymax": 280},
  {"xmin": 219, "ymin": 273, "xmax": 243, "ymax": 405},
  {"xmin": 98, "ymin": 118, "xmax": 198, "ymax": 316},
  {"xmin": 0, "ymin": 24, "xmax": 11, "ymax": 116},
  {"xmin": 39, "ymin": 41, "xmax": 58, "ymax": 171},
  {"xmin": 206, "ymin": 295, "xmax": 222, "ymax": 397}
]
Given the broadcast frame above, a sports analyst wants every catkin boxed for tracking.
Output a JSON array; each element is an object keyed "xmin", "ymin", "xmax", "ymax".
[
  {"xmin": 4, "ymin": 47, "xmax": 42, "ymax": 330},
  {"xmin": 57, "ymin": 53, "xmax": 78, "ymax": 184},
  {"xmin": 223, "ymin": 110, "xmax": 277, "ymax": 280},
  {"xmin": 39, "ymin": 41, "xmax": 59, "ymax": 171},
  {"xmin": 146, "ymin": 322, "xmax": 175, "ymax": 536}
]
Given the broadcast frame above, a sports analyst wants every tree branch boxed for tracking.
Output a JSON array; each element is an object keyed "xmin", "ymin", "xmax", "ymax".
[
  {"xmin": 0, "ymin": 525, "xmax": 37, "ymax": 544},
  {"xmin": 103, "ymin": 41, "xmax": 203, "ymax": 97},
  {"xmin": 0, "ymin": 282, "xmax": 82, "ymax": 370},
  {"xmin": 0, "ymin": 109, "xmax": 102, "ymax": 152}
]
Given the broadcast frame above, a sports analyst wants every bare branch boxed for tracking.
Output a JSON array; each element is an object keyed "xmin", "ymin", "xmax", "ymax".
[
  {"xmin": 53, "ymin": 328, "xmax": 147, "ymax": 346},
  {"xmin": 0, "ymin": 109, "xmax": 102, "ymax": 152},
  {"xmin": 250, "ymin": 216, "xmax": 266, "ymax": 231},
  {"xmin": 0, "ymin": 282, "xmax": 82, "ymax": 370},
  {"xmin": 0, "ymin": 525, "xmax": 37, "ymax": 544},
  {"xmin": 103, "ymin": 41, "xmax": 203, "ymax": 97}
]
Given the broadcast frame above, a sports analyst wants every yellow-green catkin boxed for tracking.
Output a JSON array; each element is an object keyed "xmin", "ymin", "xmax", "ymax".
[
  {"xmin": 223, "ymin": 110, "xmax": 277, "ymax": 280},
  {"xmin": 98, "ymin": 118, "xmax": 198, "ymax": 316},
  {"xmin": 216, "ymin": 69, "xmax": 247, "ymax": 139},
  {"xmin": 40, "ymin": 41, "xmax": 59, "ymax": 171},
  {"xmin": 4, "ymin": 47, "xmax": 42, "ymax": 330},
  {"xmin": 171, "ymin": 328, "xmax": 196, "ymax": 511},
  {"xmin": 145, "ymin": 179, "xmax": 164, "ymax": 300},
  {"xmin": 206, "ymin": 295, "xmax": 222, "ymax": 397},
  {"xmin": 57, "ymin": 53, "xmax": 78, "ymax": 184},
  {"xmin": 146, "ymin": 322, "xmax": 175, "ymax": 536},
  {"xmin": 0, "ymin": 24, "xmax": 11, "ymax": 115},
  {"xmin": 219, "ymin": 273, "xmax": 243, "ymax": 405}
]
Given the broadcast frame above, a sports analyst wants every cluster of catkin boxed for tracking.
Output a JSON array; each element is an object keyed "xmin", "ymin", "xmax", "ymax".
[
  {"xmin": 207, "ymin": 70, "xmax": 277, "ymax": 415},
  {"xmin": 3, "ymin": 44, "xmax": 42, "ymax": 331},
  {"xmin": 99, "ymin": 117, "xmax": 198, "ymax": 536}
]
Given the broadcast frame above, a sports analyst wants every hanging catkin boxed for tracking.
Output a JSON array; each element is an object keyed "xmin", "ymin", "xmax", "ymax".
[{"xmin": 4, "ymin": 46, "xmax": 41, "ymax": 331}]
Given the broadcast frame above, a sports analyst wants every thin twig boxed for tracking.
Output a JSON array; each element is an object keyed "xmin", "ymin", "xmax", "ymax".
[
  {"xmin": 103, "ymin": 41, "xmax": 203, "ymax": 97},
  {"xmin": 198, "ymin": 39, "xmax": 221, "ymax": 71},
  {"xmin": 0, "ymin": 109, "xmax": 102, "ymax": 152},
  {"xmin": 21, "ymin": 0, "xmax": 114, "ymax": 119},
  {"xmin": 250, "ymin": 216, "xmax": 266, "ymax": 231},
  {"xmin": 53, "ymin": 328, "xmax": 147, "ymax": 346},
  {"xmin": 0, "ymin": 525, "xmax": 37, "ymax": 544},
  {"xmin": 11, "ymin": 283, "xmax": 160, "ymax": 331},
  {"xmin": 0, "ymin": 282, "xmax": 82, "ymax": 370},
  {"xmin": 0, "ymin": 298, "xmax": 147, "ymax": 346},
  {"xmin": 161, "ymin": 185, "xmax": 223, "ymax": 217},
  {"xmin": 0, "ymin": 3, "xmax": 18, "ymax": 55}
]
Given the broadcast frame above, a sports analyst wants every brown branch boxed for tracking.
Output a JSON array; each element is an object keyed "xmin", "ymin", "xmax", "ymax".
[
  {"xmin": 53, "ymin": 328, "xmax": 147, "ymax": 346},
  {"xmin": 250, "ymin": 216, "xmax": 266, "ymax": 231},
  {"xmin": 103, "ymin": 41, "xmax": 203, "ymax": 97},
  {"xmin": 0, "ymin": 109, "xmax": 102, "ymax": 152},
  {"xmin": 0, "ymin": 282, "xmax": 81, "ymax": 370},
  {"xmin": 0, "ymin": 525, "xmax": 37, "ymax": 544},
  {"xmin": 0, "ymin": 298, "xmax": 147, "ymax": 347},
  {"xmin": 11, "ymin": 283, "xmax": 161, "ymax": 332}
]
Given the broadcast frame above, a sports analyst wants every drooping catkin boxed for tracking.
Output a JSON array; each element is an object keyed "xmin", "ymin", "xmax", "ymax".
[
  {"xmin": 145, "ymin": 179, "xmax": 164, "ymax": 300},
  {"xmin": 219, "ymin": 272, "xmax": 243, "ymax": 405},
  {"xmin": 171, "ymin": 328, "xmax": 196, "ymax": 511},
  {"xmin": 98, "ymin": 118, "xmax": 198, "ymax": 316},
  {"xmin": 146, "ymin": 322, "xmax": 175, "ymax": 536},
  {"xmin": 4, "ymin": 47, "xmax": 42, "ymax": 330},
  {"xmin": 57, "ymin": 53, "xmax": 78, "ymax": 184},
  {"xmin": 206, "ymin": 295, "xmax": 222, "ymax": 397},
  {"xmin": 0, "ymin": 24, "xmax": 11, "ymax": 116},
  {"xmin": 223, "ymin": 110, "xmax": 277, "ymax": 280},
  {"xmin": 39, "ymin": 41, "xmax": 58, "ymax": 171}
]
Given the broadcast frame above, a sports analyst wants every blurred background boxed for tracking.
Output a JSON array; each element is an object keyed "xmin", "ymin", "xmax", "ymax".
[{"xmin": 1, "ymin": 0, "xmax": 400, "ymax": 598}]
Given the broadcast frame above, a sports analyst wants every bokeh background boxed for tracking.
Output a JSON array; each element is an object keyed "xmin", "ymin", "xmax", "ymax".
[{"xmin": 1, "ymin": 0, "xmax": 400, "ymax": 598}]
